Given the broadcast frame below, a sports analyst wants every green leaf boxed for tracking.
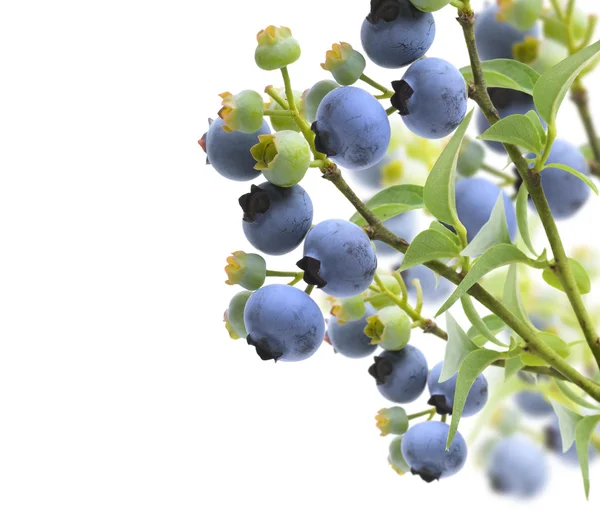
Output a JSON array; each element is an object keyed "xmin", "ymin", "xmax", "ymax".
[
  {"xmin": 533, "ymin": 40, "xmax": 600, "ymax": 125},
  {"xmin": 350, "ymin": 184, "xmax": 424, "ymax": 225},
  {"xmin": 520, "ymin": 332, "xmax": 571, "ymax": 366},
  {"xmin": 542, "ymin": 258, "xmax": 591, "ymax": 295},
  {"xmin": 478, "ymin": 114, "xmax": 543, "ymax": 154},
  {"xmin": 576, "ymin": 415, "xmax": 600, "ymax": 499},
  {"xmin": 543, "ymin": 162, "xmax": 599, "ymax": 195},
  {"xmin": 447, "ymin": 348, "xmax": 504, "ymax": 449},
  {"xmin": 581, "ymin": 140, "xmax": 600, "ymax": 161},
  {"xmin": 503, "ymin": 263, "xmax": 537, "ymax": 330},
  {"xmin": 515, "ymin": 184, "xmax": 538, "ymax": 256},
  {"xmin": 461, "ymin": 296, "xmax": 506, "ymax": 347},
  {"xmin": 525, "ymin": 110, "xmax": 547, "ymax": 146},
  {"xmin": 429, "ymin": 221, "xmax": 461, "ymax": 246},
  {"xmin": 398, "ymin": 229, "xmax": 460, "ymax": 271},
  {"xmin": 440, "ymin": 313, "xmax": 478, "ymax": 382},
  {"xmin": 460, "ymin": 59, "xmax": 540, "ymax": 95},
  {"xmin": 436, "ymin": 245, "xmax": 543, "ymax": 317},
  {"xmin": 556, "ymin": 380, "xmax": 600, "ymax": 411},
  {"xmin": 550, "ymin": 399, "xmax": 583, "ymax": 451},
  {"xmin": 424, "ymin": 109, "xmax": 474, "ymax": 227},
  {"xmin": 504, "ymin": 355, "xmax": 525, "ymax": 380},
  {"xmin": 467, "ymin": 314, "xmax": 507, "ymax": 347},
  {"xmin": 461, "ymin": 193, "xmax": 511, "ymax": 257}
]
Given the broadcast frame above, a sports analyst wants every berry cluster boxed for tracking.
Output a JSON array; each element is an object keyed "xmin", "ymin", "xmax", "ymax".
[{"xmin": 204, "ymin": 0, "xmax": 600, "ymax": 501}]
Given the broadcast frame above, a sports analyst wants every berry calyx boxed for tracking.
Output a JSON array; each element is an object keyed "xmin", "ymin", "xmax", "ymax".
[
  {"xmin": 218, "ymin": 90, "xmax": 264, "ymax": 134},
  {"xmin": 364, "ymin": 306, "xmax": 412, "ymax": 351},
  {"xmin": 239, "ymin": 185, "xmax": 271, "ymax": 223},
  {"xmin": 255, "ymin": 26, "xmax": 301, "ymax": 71},
  {"xmin": 296, "ymin": 256, "xmax": 327, "ymax": 288},
  {"xmin": 224, "ymin": 251, "xmax": 267, "ymax": 290},
  {"xmin": 376, "ymin": 406, "xmax": 409, "ymax": 436},
  {"xmin": 368, "ymin": 355, "xmax": 394, "ymax": 385},
  {"xmin": 390, "ymin": 80, "xmax": 414, "ymax": 115},
  {"xmin": 321, "ymin": 42, "xmax": 366, "ymax": 86}
]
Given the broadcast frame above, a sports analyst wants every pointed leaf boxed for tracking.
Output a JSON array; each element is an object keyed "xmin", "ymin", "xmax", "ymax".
[
  {"xmin": 467, "ymin": 314, "xmax": 507, "ymax": 347},
  {"xmin": 525, "ymin": 110, "xmax": 546, "ymax": 146},
  {"xmin": 542, "ymin": 258, "xmax": 591, "ymax": 295},
  {"xmin": 424, "ymin": 110, "xmax": 474, "ymax": 227},
  {"xmin": 556, "ymin": 380, "xmax": 600, "ymax": 411},
  {"xmin": 576, "ymin": 415, "xmax": 600, "ymax": 499},
  {"xmin": 504, "ymin": 355, "xmax": 525, "ymax": 380},
  {"xmin": 429, "ymin": 221, "xmax": 461, "ymax": 246},
  {"xmin": 440, "ymin": 313, "xmax": 478, "ymax": 382},
  {"xmin": 447, "ymin": 349, "xmax": 504, "ymax": 448},
  {"xmin": 461, "ymin": 192, "xmax": 511, "ymax": 257},
  {"xmin": 350, "ymin": 184, "xmax": 424, "ymax": 225},
  {"xmin": 533, "ymin": 40, "xmax": 600, "ymax": 125},
  {"xmin": 503, "ymin": 263, "xmax": 537, "ymax": 329},
  {"xmin": 542, "ymin": 162, "xmax": 598, "ymax": 195},
  {"xmin": 478, "ymin": 114, "xmax": 543, "ymax": 154},
  {"xmin": 515, "ymin": 183, "xmax": 538, "ymax": 256},
  {"xmin": 461, "ymin": 296, "xmax": 505, "ymax": 347},
  {"xmin": 398, "ymin": 229, "xmax": 460, "ymax": 271},
  {"xmin": 436, "ymin": 245, "xmax": 543, "ymax": 317},
  {"xmin": 460, "ymin": 59, "xmax": 540, "ymax": 95},
  {"xmin": 549, "ymin": 399, "xmax": 583, "ymax": 452},
  {"xmin": 520, "ymin": 332, "xmax": 571, "ymax": 366}
]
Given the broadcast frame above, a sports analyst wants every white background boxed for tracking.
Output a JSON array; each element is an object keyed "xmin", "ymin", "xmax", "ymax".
[{"xmin": 1, "ymin": 0, "xmax": 600, "ymax": 511}]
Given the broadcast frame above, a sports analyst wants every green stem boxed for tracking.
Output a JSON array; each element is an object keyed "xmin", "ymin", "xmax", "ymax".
[
  {"xmin": 408, "ymin": 407, "xmax": 436, "ymax": 421},
  {"xmin": 264, "ymin": 109, "xmax": 294, "ymax": 117},
  {"xmin": 287, "ymin": 273, "xmax": 304, "ymax": 286},
  {"xmin": 480, "ymin": 162, "xmax": 516, "ymax": 183},
  {"xmin": 265, "ymin": 85, "xmax": 289, "ymax": 109},
  {"xmin": 305, "ymin": 284, "xmax": 315, "ymax": 295},
  {"xmin": 359, "ymin": 74, "xmax": 391, "ymax": 95},
  {"xmin": 457, "ymin": 9, "xmax": 600, "ymax": 373},
  {"xmin": 310, "ymin": 160, "xmax": 325, "ymax": 168},
  {"xmin": 572, "ymin": 84, "xmax": 600, "ymax": 171},
  {"xmin": 280, "ymin": 67, "xmax": 296, "ymax": 112},
  {"xmin": 266, "ymin": 270, "xmax": 300, "ymax": 278},
  {"xmin": 440, "ymin": 414, "xmax": 448, "ymax": 424},
  {"xmin": 386, "ymin": 106, "xmax": 398, "ymax": 116}
]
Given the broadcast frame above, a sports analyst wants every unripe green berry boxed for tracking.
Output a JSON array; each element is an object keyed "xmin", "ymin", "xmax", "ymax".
[
  {"xmin": 329, "ymin": 295, "xmax": 367, "ymax": 324},
  {"xmin": 405, "ymin": 137, "xmax": 444, "ymax": 170},
  {"xmin": 367, "ymin": 275, "xmax": 402, "ymax": 310},
  {"xmin": 251, "ymin": 131, "xmax": 311, "ymax": 187},
  {"xmin": 381, "ymin": 159, "xmax": 404, "ymax": 186},
  {"xmin": 365, "ymin": 305, "xmax": 411, "ymax": 351},
  {"xmin": 457, "ymin": 138, "xmax": 485, "ymax": 177},
  {"xmin": 490, "ymin": 407, "xmax": 520, "ymax": 436},
  {"xmin": 321, "ymin": 42, "xmax": 366, "ymax": 86},
  {"xmin": 265, "ymin": 88, "xmax": 305, "ymax": 132},
  {"xmin": 304, "ymin": 80, "xmax": 340, "ymax": 123},
  {"xmin": 376, "ymin": 407, "xmax": 409, "ymax": 436},
  {"xmin": 224, "ymin": 290, "xmax": 253, "ymax": 339},
  {"xmin": 543, "ymin": 8, "xmax": 588, "ymax": 45},
  {"xmin": 224, "ymin": 251, "xmax": 266, "ymax": 290},
  {"xmin": 528, "ymin": 38, "xmax": 568, "ymax": 73},
  {"xmin": 497, "ymin": 0, "xmax": 543, "ymax": 31},
  {"xmin": 388, "ymin": 436, "xmax": 411, "ymax": 475},
  {"xmin": 408, "ymin": 0, "xmax": 452, "ymax": 12},
  {"xmin": 218, "ymin": 90, "xmax": 264, "ymax": 134},
  {"xmin": 255, "ymin": 26, "xmax": 301, "ymax": 71}
]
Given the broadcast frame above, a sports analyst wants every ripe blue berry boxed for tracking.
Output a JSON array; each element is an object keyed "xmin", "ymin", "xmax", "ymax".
[
  {"xmin": 391, "ymin": 57, "xmax": 467, "ymax": 139},
  {"xmin": 244, "ymin": 284, "xmax": 325, "ymax": 362},
  {"xmin": 401, "ymin": 421, "xmax": 468, "ymax": 482},
  {"xmin": 361, "ymin": 0, "xmax": 435, "ymax": 69},
  {"xmin": 399, "ymin": 264, "xmax": 453, "ymax": 303},
  {"xmin": 327, "ymin": 305, "xmax": 378, "ymax": 359},
  {"xmin": 200, "ymin": 118, "xmax": 271, "ymax": 181},
  {"xmin": 515, "ymin": 391, "xmax": 553, "ymax": 417},
  {"xmin": 474, "ymin": 5, "xmax": 540, "ymax": 61},
  {"xmin": 368, "ymin": 346, "xmax": 428, "ymax": 403},
  {"xmin": 240, "ymin": 182, "xmax": 313, "ymax": 256},
  {"xmin": 455, "ymin": 177, "xmax": 518, "ymax": 243},
  {"xmin": 311, "ymin": 86, "xmax": 391, "ymax": 171},
  {"xmin": 487, "ymin": 435, "xmax": 548, "ymax": 498},
  {"xmin": 536, "ymin": 139, "xmax": 591, "ymax": 220},
  {"xmin": 374, "ymin": 211, "xmax": 418, "ymax": 256},
  {"xmin": 298, "ymin": 219, "xmax": 377, "ymax": 298},
  {"xmin": 427, "ymin": 362, "xmax": 488, "ymax": 417}
]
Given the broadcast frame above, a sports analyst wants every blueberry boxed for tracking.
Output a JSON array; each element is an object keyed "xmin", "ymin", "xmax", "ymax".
[
  {"xmin": 455, "ymin": 178, "xmax": 518, "ymax": 243},
  {"xmin": 515, "ymin": 391, "xmax": 553, "ymax": 417},
  {"xmin": 347, "ymin": 156, "xmax": 404, "ymax": 190},
  {"xmin": 374, "ymin": 211, "xmax": 418, "ymax": 256},
  {"xmin": 544, "ymin": 415, "xmax": 598, "ymax": 465},
  {"xmin": 361, "ymin": 0, "xmax": 435, "ymax": 69},
  {"xmin": 298, "ymin": 219, "xmax": 377, "ymax": 298},
  {"xmin": 240, "ymin": 182, "xmax": 313, "ymax": 256},
  {"xmin": 388, "ymin": 435, "xmax": 411, "ymax": 474},
  {"xmin": 391, "ymin": 57, "xmax": 467, "ymax": 139},
  {"xmin": 199, "ymin": 118, "xmax": 270, "ymax": 181},
  {"xmin": 368, "ymin": 346, "xmax": 428, "ymax": 403},
  {"xmin": 474, "ymin": 5, "xmax": 540, "ymax": 61},
  {"xmin": 536, "ymin": 139, "xmax": 591, "ymax": 220},
  {"xmin": 244, "ymin": 284, "xmax": 325, "ymax": 362},
  {"xmin": 304, "ymin": 80, "xmax": 339, "ymax": 123},
  {"xmin": 401, "ymin": 421, "xmax": 468, "ymax": 482},
  {"xmin": 312, "ymin": 86, "xmax": 391, "ymax": 171},
  {"xmin": 487, "ymin": 435, "xmax": 548, "ymax": 498},
  {"xmin": 476, "ymin": 88, "xmax": 541, "ymax": 154},
  {"xmin": 426, "ymin": 362, "xmax": 488, "ymax": 417},
  {"xmin": 399, "ymin": 264, "xmax": 453, "ymax": 303},
  {"xmin": 327, "ymin": 305, "xmax": 378, "ymax": 358}
]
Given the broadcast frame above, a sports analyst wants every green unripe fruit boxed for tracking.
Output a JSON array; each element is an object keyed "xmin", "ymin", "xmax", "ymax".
[
  {"xmin": 224, "ymin": 251, "xmax": 267, "ymax": 291},
  {"xmin": 224, "ymin": 290, "xmax": 253, "ymax": 339},
  {"xmin": 498, "ymin": 0, "xmax": 543, "ymax": 31},
  {"xmin": 490, "ymin": 407, "xmax": 520, "ymax": 436},
  {"xmin": 218, "ymin": 90, "xmax": 264, "ymax": 134},
  {"xmin": 528, "ymin": 38, "xmax": 568, "ymax": 73},
  {"xmin": 367, "ymin": 275, "xmax": 402, "ymax": 309},
  {"xmin": 365, "ymin": 306, "xmax": 411, "ymax": 351},
  {"xmin": 255, "ymin": 26, "xmax": 301, "ymax": 71},
  {"xmin": 376, "ymin": 407, "xmax": 409, "ymax": 436},
  {"xmin": 329, "ymin": 295, "xmax": 367, "ymax": 324},
  {"xmin": 457, "ymin": 138, "xmax": 485, "ymax": 177},
  {"xmin": 251, "ymin": 131, "xmax": 311, "ymax": 187},
  {"xmin": 321, "ymin": 42, "xmax": 366, "ymax": 86},
  {"xmin": 543, "ymin": 8, "xmax": 588, "ymax": 45},
  {"xmin": 304, "ymin": 80, "xmax": 339, "ymax": 123},
  {"xmin": 388, "ymin": 436, "xmax": 411, "ymax": 475},
  {"xmin": 266, "ymin": 88, "xmax": 305, "ymax": 132},
  {"xmin": 409, "ymin": 0, "xmax": 452, "ymax": 13}
]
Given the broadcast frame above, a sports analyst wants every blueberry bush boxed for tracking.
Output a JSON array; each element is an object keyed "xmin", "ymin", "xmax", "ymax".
[{"xmin": 204, "ymin": 0, "xmax": 600, "ymax": 500}]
